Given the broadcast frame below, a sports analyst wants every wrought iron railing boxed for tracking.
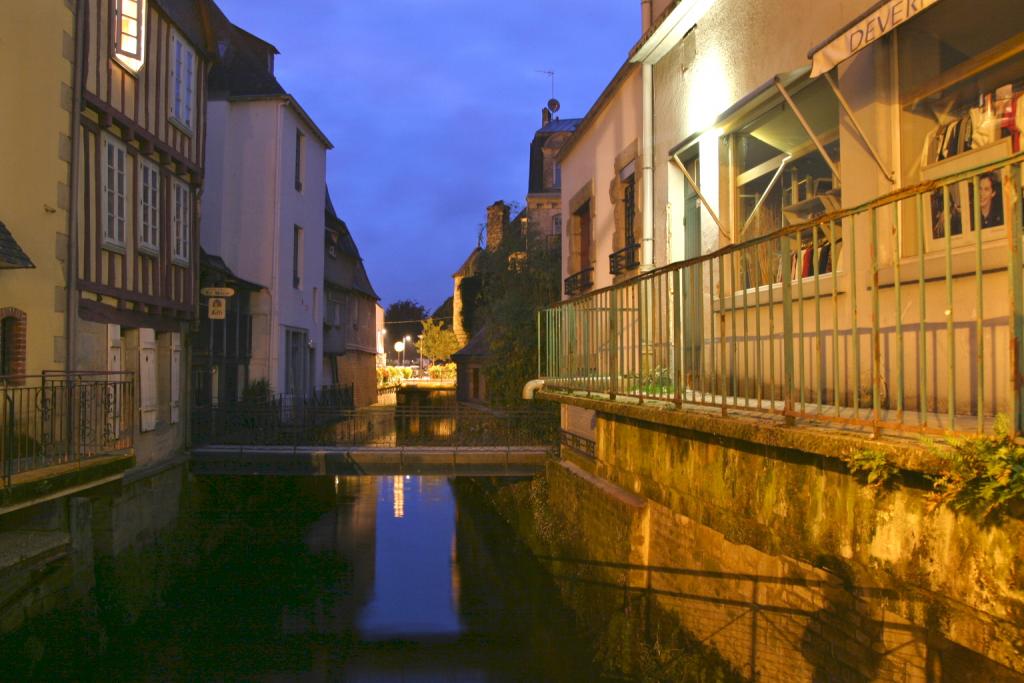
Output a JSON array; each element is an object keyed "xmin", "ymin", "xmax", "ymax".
[
  {"xmin": 564, "ymin": 267, "xmax": 594, "ymax": 297},
  {"xmin": 609, "ymin": 243, "xmax": 641, "ymax": 276},
  {"xmin": 193, "ymin": 403, "xmax": 559, "ymax": 449},
  {"xmin": 540, "ymin": 152, "xmax": 1024, "ymax": 438},
  {"xmin": 192, "ymin": 383, "xmax": 354, "ymax": 445},
  {"xmin": 560, "ymin": 430, "xmax": 596, "ymax": 458},
  {"xmin": 1, "ymin": 371, "xmax": 134, "ymax": 488}
]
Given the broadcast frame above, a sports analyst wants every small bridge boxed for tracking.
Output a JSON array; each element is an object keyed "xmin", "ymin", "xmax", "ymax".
[{"xmin": 190, "ymin": 404, "xmax": 559, "ymax": 478}]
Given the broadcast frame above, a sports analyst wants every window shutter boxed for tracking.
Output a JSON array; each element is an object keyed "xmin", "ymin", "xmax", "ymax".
[
  {"xmin": 139, "ymin": 328, "xmax": 157, "ymax": 431},
  {"xmin": 106, "ymin": 325, "xmax": 122, "ymax": 439},
  {"xmin": 170, "ymin": 332, "xmax": 181, "ymax": 424},
  {"xmin": 107, "ymin": 324, "xmax": 122, "ymax": 372}
]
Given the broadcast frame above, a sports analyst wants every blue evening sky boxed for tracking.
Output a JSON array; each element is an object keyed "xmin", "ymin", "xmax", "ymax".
[{"xmin": 214, "ymin": 0, "xmax": 639, "ymax": 312}]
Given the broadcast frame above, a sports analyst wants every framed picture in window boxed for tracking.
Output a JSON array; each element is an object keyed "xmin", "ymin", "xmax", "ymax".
[{"xmin": 922, "ymin": 138, "xmax": 1012, "ymax": 247}]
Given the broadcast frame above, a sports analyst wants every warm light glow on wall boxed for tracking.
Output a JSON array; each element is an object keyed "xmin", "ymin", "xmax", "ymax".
[{"xmin": 685, "ymin": 48, "xmax": 730, "ymax": 136}]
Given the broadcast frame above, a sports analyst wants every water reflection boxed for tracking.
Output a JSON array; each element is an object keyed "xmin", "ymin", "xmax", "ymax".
[
  {"xmin": 356, "ymin": 476, "xmax": 464, "ymax": 641},
  {"xmin": 66, "ymin": 474, "xmax": 602, "ymax": 681}
]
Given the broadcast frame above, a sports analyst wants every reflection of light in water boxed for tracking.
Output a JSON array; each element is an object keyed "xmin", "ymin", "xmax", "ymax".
[
  {"xmin": 334, "ymin": 475, "xmax": 340, "ymax": 495},
  {"xmin": 392, "ymin": 475, "xmax": 404, "ymax": 518}
]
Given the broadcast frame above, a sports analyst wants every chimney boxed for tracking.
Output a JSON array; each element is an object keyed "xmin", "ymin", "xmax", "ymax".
[
  {"xmin": 641, "ymin": 0, "xmax": 652, "ymax": 32},
  {"xmin": 542, "ymin": 107, "xmax": 551, "ymax": 127},
  {"xmin": 486, "ymin": 201, "xmax": 510, "ymax": 252}
]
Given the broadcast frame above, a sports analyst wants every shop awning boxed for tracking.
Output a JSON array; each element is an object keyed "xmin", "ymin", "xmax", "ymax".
[
  {"xmin": 0, "ymin": 221, "xmax": 33, "ymax": 269},
  {"xmin": 809, "ymin": 0, "xmax": 943, "ymax": 77}
]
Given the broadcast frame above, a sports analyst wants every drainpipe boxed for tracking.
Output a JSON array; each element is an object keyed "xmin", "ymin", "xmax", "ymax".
[
  {"xmin": 65, "ymin": 0, "xmax": 86, "ymax": 374},
  {"xmin": 640, "ymin": 62, "xmax": 655, "ymax": 271},
  {"xmin": 522, "ymin": 378, "xmax": 545, "ymax": 400}
]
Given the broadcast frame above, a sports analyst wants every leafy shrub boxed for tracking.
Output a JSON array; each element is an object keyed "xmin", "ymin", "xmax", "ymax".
[
  {"xmin": 840, "ymin": 449, "xmax": 898, "ymax": 488},
  {"xmin": 929, "ymin": 415, "xmax": 1024, "ymax": 520},
  {"xmin": 428, "ymin": 363, "xmax": 457, "ymax": 380}
]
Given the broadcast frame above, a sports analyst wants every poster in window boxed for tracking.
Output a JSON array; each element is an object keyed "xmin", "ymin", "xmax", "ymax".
[{"xmin": 922, "ymin": 138, "xmax": 1013, "ymax": 242}]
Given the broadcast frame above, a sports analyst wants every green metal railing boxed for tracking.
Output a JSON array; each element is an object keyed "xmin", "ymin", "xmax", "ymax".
[{"xmin": 540, "ymin": 152, "xmax": 1024, "ymax": 437}]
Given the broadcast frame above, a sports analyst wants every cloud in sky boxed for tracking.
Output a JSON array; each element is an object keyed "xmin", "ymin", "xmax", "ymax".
[{"xmin": 214, "ymin": 0, "xmax": 639, "ymax": 311}]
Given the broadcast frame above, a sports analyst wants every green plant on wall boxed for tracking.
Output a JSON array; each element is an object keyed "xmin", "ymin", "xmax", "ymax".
[
  {"xmin": 840, "ymin": 449, "xmax": 898, "ymax": 489},
  {"xmin": 928, "ymin": 415, "xmax": 1024, "ymax": 520}
]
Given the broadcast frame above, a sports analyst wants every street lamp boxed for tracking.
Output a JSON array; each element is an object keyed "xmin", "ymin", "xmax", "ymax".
[
  {"xmin": 393, "ymin": 340, "xmax": 405, "ymax": 366},
  {"xmin": 403, "ymin": 335, "xmax": 411, "ymax": 365}
]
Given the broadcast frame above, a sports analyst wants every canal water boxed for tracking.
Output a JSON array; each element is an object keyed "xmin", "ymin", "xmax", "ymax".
[{"xmin": 6, "ymin": 473, "xmax": 606, "ymax": 681}]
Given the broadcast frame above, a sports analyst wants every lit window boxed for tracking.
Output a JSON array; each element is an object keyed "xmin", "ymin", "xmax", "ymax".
[
  {"xmin": 102, "ymin": 135, "xmax": 127, "ymax": 247},
  {"xmin": 172, "ymin": 180, "xmax": 191, "ymax": 264},
  {"xmin": 139, "ymin": 159, "xmax": 160, "ymax": 253},
  {"xmin": 113, "ymin": 0, "xmax": 146, "ymax": 73},
  {"xmin": 169, "ymin": 32, "xmax": 196, "ymax": 131}
]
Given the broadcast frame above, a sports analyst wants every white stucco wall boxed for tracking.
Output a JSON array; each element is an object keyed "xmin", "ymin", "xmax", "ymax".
[{"xmin": 200, "ymin": 97, "xmax": 328, "ymax": 396}]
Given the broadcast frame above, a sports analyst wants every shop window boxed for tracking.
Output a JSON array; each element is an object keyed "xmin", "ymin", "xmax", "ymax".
[
  {"xmin": 730, "ymin": 77, "xmax": 840, "ymax": 288},
  {"xmin": 898, "ymin": 0, "xmax": 1022, "ymax": 252}
]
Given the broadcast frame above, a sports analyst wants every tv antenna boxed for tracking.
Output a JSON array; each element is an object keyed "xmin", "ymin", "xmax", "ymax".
[{"xmin": 536, "ymin": 69, "xmax": 555, "ymax": 99}]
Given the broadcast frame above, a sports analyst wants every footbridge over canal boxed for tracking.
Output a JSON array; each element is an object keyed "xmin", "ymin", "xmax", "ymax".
[{"xmin": 190, "ymin": 405, "xmax": 560, "ymax": 477}]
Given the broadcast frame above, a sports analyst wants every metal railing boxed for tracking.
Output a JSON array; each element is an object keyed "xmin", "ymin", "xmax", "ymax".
[
  {"xmin": 540, "ymin": 152, "xmax": 1024, "ymax": 437},
  {"xmin": 193, "ymin": 403, "xmax": 558, "ymax": 449},
  {"xmin": 1, "ymin": 371, "xmax": 134, "ymax": 487},
  {"xmin": 192, "ymin": 383, "xmax": 354, "ymax": 445},
  {"xmin": 564, "ymin": 267, "xmax": 594, "ymax": 297},
  {"xmin": 609, "ymin": 243, "xmax": 641, "ymax": 276}
]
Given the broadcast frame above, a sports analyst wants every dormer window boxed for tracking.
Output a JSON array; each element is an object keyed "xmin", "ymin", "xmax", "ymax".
[{"xmin": 113, "ymin": 0, "xmax": 146, "ymax": 73}]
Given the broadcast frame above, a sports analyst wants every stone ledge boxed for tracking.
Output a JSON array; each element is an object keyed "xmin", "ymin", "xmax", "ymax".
[
  {"xmin": 537, "ymin": 389, "xmax": 945, "ymax": 475},
  {"xmin": 0, "ymin": 452, "xmax": 135, "ymax": 514}
]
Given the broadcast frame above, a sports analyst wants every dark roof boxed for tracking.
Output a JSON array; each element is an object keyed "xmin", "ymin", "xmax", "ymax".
[
  {"xmin": 153, "ymin": 0, "xmax": 216, "ymax": 57},
  {"xmin": 432, "ymin": 296, "xmax": 454, "ymax": 322},
  {"xmin": 538, "ymin": 117, "xmax": 582, "ymax": 134},
  {"xmin": 324, "ymin": 188, "xmax": 379, "ymax": 300},
  {"xmin": 199, "ymin": 248, "xmax": 263, "ymax": 290},
  {"xmin": 207, "ymin": 19, "xmax": 286, "ymax": 99},
  {"xmin": 452, "ymin": 326, "xmax": 490, "ymax": 359},
  {"xmin": 0, "ymin": 221, "xmax": 34, "ymax": 269},
  {"xmin": 452, "ymin": 247, "xmax": 484, "ymax": 278}
]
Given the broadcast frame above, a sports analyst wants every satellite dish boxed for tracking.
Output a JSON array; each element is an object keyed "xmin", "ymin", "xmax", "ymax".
[{"xmin": 547, "ymin": 98, "xmax": 560, "ymax": 114}]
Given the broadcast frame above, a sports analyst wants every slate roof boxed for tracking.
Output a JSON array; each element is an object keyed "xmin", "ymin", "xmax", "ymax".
[
  {"xmin": 199, "ymin": 248, "xmax": 263, "ymax": 290},
  {"xmin": 453, "ymin": 247, "xmax": 483, "ymax": 278},
  {"xmin": 452, "ymin": 326, "xmax": 490, "ymax": 360},
  {"xmin": 537, "ymin": 117, "xmax": 582, "ymax": 134},
  {"xmin": 0, "ymin": 221, "xmax": 33, "ymax": 269},
  {"xmin": 324, "ymin": 188, "xmax": 379, "ymax": 300}
]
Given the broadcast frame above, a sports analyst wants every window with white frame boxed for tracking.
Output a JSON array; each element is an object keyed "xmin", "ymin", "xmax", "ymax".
[
  {"xmin": 138, "ymin": 159, "xmax": 160, "ymax": 253},
  {"xmin": 172, "ymin": 179, "xmax": 191, "ymax": 264},
  {"xmin": 113, "ymin": 0, "xmax": 146, "ymax": 73},
  {"xmin": 169, "ymin": 32, "xmax": 195, "ymax": 131},
  {"xmin": 102, "ymin": 135, "xmax": 128, "ymax": 247}
]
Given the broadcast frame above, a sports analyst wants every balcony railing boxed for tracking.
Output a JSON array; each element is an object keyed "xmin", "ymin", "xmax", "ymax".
[
  {"xmin": 540, "ymin": 152, "xmax": 1024, "ymax": 438},
  {"xmin": 564, "ymin": 267, "xmax": 594, "ymax": 297},
  {"xmin": 609, "ymin": 243, "xmax": 641, "ymax": 276},
  {"xmin": 1, "ymin": 372, "xmax": 134, "ymax": 488}
]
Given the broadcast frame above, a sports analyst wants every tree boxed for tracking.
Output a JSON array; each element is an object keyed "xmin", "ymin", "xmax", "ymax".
[
  {"xmin": 477, "ymin": 222, "xmax": 561, "ymax": 407},
  {"xmin": 416, "ymin": 317, "xmax": 461, "ymax": 363},
  {"xmin": 384, "ymin": 299, "xmax": 428, "ymax": 363}
]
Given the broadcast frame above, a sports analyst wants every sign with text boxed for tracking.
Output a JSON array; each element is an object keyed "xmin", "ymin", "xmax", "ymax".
[
  {"xmin": 200, "ymin": 286, "xmax": 236, "ymax": 297},
  {"xmin": 811, "ymin": 0, "xmax": 941, "ymax": 77},
  {"xmin": 208, "ymin": 297, "xmax": 226, "ymax": 320}
]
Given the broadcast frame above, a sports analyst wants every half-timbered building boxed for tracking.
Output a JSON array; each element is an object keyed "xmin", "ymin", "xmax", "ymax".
[{"xmin": 75, "ymin": 0, "xmax": 216, "ymax": 467}]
